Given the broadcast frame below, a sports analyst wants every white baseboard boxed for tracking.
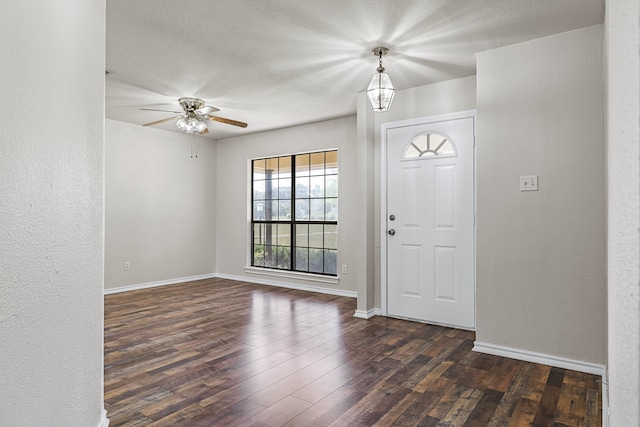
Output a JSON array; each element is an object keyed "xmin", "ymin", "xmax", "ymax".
[
  {"xmin": 473, "ymin": 341, "xmax": 606, "ymax": 377},
  {"xmin": 104, "ymin": 273, "xmax": 217, "ymax": 295},
  {"xmin": 104, "ymin": 272, "xmax": 356, "ymax": 299},
  {"xmin": 353, "ymin": 308, "xmax": 381, "ymax": 319},
  {"xmin": 216, "ymin": 273, "xmax": 357, "ymax": 298},
  {"xmin": 98, "ymin": 409, "xmax": 110, "ymax": 427}
]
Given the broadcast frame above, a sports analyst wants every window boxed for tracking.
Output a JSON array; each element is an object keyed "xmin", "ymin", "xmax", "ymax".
[
  {"xmin": 403, "ymin": 132, "xmax": 456, "ymax": 159},
  {"xmin": 251, "ymin": 150, "xmax": 338, "ymax": 276}
]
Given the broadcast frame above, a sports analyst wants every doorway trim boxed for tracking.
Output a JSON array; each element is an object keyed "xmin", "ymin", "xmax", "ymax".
[{"xmin": 380, "ymin": 110, "xmax": 477, "ymax": 324}]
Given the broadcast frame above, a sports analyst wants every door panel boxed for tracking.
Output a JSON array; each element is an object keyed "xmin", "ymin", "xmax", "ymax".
[
  {"xmin": 434, "ymin": 245, "xmax": 456, "ymax": 301},
  {"xmin": 386, "ymin": 116, "xmax": 475, "ymax": 329},
  {"xmin": 401, "ymin": 244, "xmax": 421, "ymax": 296},
  {"xmin": 401, "ymin": 166, "xmax": 420, "ymax": 226},
  {"xmin": 434, "ymin": 165, "xmax": 455, "ymax": 228}
]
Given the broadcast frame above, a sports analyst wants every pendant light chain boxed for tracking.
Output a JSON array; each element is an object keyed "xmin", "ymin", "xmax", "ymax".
[{"xmin": 378, "ymin": 51, "xmax": 384, "ymax": 110}]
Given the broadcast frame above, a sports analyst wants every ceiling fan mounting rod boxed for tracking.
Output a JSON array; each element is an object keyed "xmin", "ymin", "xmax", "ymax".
[{"xmin": 179, "ymin": 97, "xmax": 205, "ymax": 113}]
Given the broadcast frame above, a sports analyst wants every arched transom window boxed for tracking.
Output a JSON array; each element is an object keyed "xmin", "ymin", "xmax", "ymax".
[{"xmin": 403, "ymin": 132, "xmax": 457, "ymax": 159}]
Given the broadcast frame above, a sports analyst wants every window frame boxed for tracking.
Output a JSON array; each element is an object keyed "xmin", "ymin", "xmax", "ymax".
[
  {"xmin": 402, "ymin": 131, "xmax": 457, "ymax": 160},
  {"xmin": 250, "ymin": 150, "xmax": 338, "ymax": 277}
]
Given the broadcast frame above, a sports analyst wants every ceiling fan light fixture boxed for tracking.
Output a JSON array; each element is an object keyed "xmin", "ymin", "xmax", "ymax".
[
  {"xmin": 187, "ymin": 117, "xmax": 201, "ymax": 131},
  {"xmin": 176, "ymin": 117, "xmax": 189, "ymax": 131},
  {"xmin": 176, "ymin": 116, "xmax": 207, "ymax": 134},
  {"xmin": 367, "ymin": 47, "xmax": 395, "ymax": 112}
]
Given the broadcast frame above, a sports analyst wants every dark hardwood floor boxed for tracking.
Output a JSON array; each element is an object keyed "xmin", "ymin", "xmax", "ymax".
[{"xmin": 104, "ymin": 278, "xmax": 602, "ymax": 426}]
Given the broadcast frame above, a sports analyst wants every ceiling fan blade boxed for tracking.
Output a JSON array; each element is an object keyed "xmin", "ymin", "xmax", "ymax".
[
  {"xmin": 142, "ymin": 116, "xmax": 182, "ymax": 127},
  {"xmin": 196, "ymin": 105, "xmax": 220, "ymax": 115},
  {"xmin": 205, "ymin": 115, "xmax": 248, "ymax": 128},
  {"xmin": 140, "ymin": 108, "xmax": 183, "ymax": 114},
  {"xmin": 199, "ymin": 127, "xmax": 209, "ymax": 135}
]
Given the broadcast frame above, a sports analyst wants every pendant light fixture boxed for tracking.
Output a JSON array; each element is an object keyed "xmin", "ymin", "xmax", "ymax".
[{"xmin": 367, "ymin": 47, "xmax": 395, "ymax": 112}]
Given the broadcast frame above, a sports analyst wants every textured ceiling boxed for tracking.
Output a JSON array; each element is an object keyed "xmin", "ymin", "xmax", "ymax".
[{"xmin": 106, "ymin": 0, "xmax": 604, "ymax": 139}]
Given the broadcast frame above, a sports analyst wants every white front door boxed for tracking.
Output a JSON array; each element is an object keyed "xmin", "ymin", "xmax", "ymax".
[{"xmin": 385, "ymin": 114, "xmax": 475, "ymax": 329}]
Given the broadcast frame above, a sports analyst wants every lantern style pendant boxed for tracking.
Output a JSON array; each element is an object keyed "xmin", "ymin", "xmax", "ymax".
[{"xmin": 367, "ymin": 47, "xmax": 395, "ymax": 112}]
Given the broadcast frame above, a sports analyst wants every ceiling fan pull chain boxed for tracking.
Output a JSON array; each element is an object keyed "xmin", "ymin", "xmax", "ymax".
[{"xmin": 189, "ymin": 132, "xmax": 198, "ymax": 158}]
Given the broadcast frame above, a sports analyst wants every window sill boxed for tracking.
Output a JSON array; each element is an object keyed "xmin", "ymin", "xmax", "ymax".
[{"xmin": 244, "ymin": 266, "xmax": 339, "ymax": 285}]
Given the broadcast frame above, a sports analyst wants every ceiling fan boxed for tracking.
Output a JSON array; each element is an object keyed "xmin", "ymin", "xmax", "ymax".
[{"xmin": 141, "ymin": 97, "xmax": 247, "ymax": 134}]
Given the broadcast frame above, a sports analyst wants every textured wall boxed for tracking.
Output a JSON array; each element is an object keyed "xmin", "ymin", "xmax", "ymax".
[
  {"xmin": 215, "ymin": 116, "xmax": 358, "ymax": 293},
  {"xmin": 475, "ymin": 25, "xmax": 606, "ymax": 364},
  {"xmin": 0, "ymin": 1, "xmax": 106, "ymax": 425},
  {"xmin": 105, "ymin": 120, "xmax": 217, "ymax": 290},
  {"xmin": 606, "ymin": 0, "xmax": 640, "ymax": 423}
]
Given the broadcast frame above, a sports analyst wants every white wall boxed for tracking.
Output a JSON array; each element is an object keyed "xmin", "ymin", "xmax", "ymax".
[
  {"xmin": 606, "ymin": 0, "xmax": 640, "ymax": 423},
  {"xmin": 380, "ymin": 76, "xmax": 478, "ymax": 124},
  {"xmin": 475, "ymin": 25, "xmax": 606, "ymax": 365},
  {"xmin": 215, "ymin": 116, "xmax": 358, "ymax": 294},
  {"xmin": 105, "ymin": 120, "xmax": 217, "ymax": 290},
  {"xmin": 0, "ymin": 1, "xmax": 107, "ymax": 426}
]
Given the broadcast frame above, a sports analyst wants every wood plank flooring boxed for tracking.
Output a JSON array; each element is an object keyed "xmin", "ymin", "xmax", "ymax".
[{"xmin": 104, "ymin": 278, "xmax": 602, "ymax": 426}]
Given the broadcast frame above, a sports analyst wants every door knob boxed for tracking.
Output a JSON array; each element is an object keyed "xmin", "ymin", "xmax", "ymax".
[{"xmin": 388, "ymin": 229, "xmax": 396, "ymax": 236}]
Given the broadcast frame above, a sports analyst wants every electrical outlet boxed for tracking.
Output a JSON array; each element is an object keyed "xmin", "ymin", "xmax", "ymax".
[
  {"xmin": 124, "ymin": 261, "xmax": 130, "ymax": 271},
  {"xmin": 520, "ymin": 175, "xmax": 538, "ymax": 191},
  {"xmin": 342, "ymin": 264, "xmax": 347, "ymax": 274}
]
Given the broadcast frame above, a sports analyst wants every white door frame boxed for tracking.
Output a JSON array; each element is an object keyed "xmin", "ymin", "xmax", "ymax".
[{"xmin": 380, "ymin": 110, "xmax": 477, "ymax": 323}]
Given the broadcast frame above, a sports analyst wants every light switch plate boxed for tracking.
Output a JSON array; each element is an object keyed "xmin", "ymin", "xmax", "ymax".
[{"xmin": 520, "ymin": 175, "xmax": 538, "ymax": 191}]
